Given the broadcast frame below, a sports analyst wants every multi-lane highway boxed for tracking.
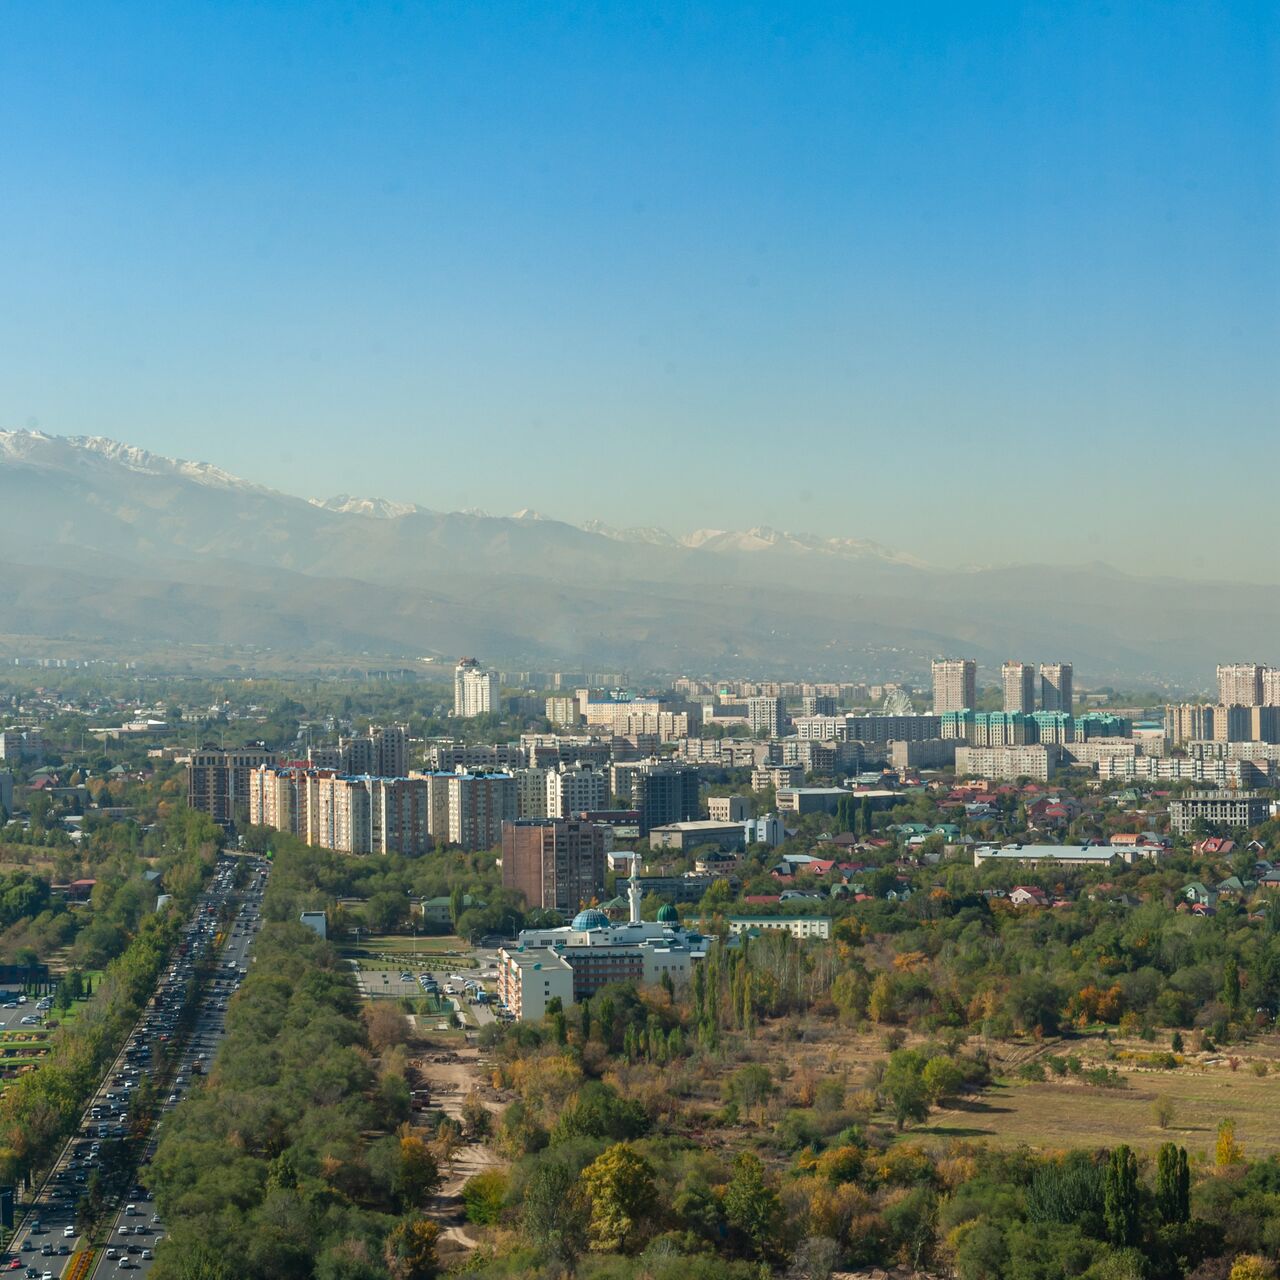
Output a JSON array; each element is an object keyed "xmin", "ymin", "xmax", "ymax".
[{"xmin": 1, "ymin": 855, "xmax": 268, "ymax": 1279}]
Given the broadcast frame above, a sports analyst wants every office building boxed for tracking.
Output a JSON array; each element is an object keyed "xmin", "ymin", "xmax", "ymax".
[
  {"xmin": 931, "ymin": 660, "xmax": 976, "ymax": 713},
  {"xmin": 1002, "ymin": 662, "xmax": 1036, "ymax": 713},
  {"xmin": 187, "ymin": 745, "xmax": 276, "ymax": 825},
  {"xmin": 708, "ymin": 795, "xmax": 749, "ymax": 822},
  {"xmin": 649, "ymin": 820, "xmax": 746, "ymax": 854},
  {"xmin": 727, "ymin": 916, "xmax": 831, "ymax": 940},
  {"xmin": 1039, "ymin": 663, "xmax": 1074, "ymax": 714},
  {"xmin": 501, "ymin": 817, "xmax": 607, "ymax": 914},
  {"xmin": 454, "ymin": 658, "xmax": 499, "ymax": 718}
]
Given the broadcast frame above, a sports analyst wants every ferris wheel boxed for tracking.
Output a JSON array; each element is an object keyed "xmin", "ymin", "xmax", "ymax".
[{"xmin": 883, "ymin": 687, "xmax": 914, "ymax": 716}]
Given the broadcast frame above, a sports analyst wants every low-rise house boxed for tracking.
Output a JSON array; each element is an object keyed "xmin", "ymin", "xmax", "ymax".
[{"xmin": 1010, "ymin": 885, "xmax": 1050, "ymax": 908}]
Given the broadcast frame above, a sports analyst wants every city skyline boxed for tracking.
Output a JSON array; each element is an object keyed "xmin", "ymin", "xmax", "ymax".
[{"xmin": 3, "ymin": 4, "xmax": 1279, "ymax": 579}]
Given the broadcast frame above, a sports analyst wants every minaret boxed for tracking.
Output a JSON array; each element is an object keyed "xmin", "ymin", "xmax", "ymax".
[{"xmin": 628, "ymin": 868, "xmax": 642, "ymax": 925}]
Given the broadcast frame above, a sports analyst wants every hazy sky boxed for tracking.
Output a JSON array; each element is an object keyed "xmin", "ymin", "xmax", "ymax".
[{"xmin": 3, "ymin": 2, "xmax": 1278, "ymax": 578}]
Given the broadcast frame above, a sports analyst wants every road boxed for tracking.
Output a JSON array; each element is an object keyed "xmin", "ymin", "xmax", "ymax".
[{"xmin": 0, "ymin": 855, "xmax": 269, "ymax": 1280}]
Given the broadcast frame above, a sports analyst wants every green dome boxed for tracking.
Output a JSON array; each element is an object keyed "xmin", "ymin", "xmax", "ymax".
[{"xmin": 656, "ymin": 904, "xmax": 679, "ymax": 924}]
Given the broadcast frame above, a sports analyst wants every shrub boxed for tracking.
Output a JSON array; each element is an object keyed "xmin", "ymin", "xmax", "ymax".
[{"xmin": 461, "ymin": 1170, "xmax": 508, "ymax": 1225}]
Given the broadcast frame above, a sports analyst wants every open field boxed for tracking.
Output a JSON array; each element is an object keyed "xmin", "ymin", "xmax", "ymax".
[
  {"xmin": 742, "ymin": 1014, "xmax": 1280, "ymax": 1161},
  {"xmin": 917, "ymin": 1068, "xmax": 1280, "ymax": 1159},
  {"xmin": 340, "ymin": 934, "xmax": 479, "ymax": 970}
]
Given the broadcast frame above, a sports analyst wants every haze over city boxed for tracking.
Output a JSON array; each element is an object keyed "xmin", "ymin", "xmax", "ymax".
[{"xmin": 4, "ymin": 2, "xmax": 1279, "ymax": 579}]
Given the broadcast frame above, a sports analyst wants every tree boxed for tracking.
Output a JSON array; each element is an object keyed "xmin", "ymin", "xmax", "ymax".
[
  {"xmin": 396, "ymin": 1133, "xmax": 441, "ymax": 1207},
  {"xmin": 383, "ymin": 1218, "xmax": 440, "ymax": 1280},
  {"xmin": 1230, "ymin": 1258, "xmax": 1277, "ymax": 1280},
  {"xmin": 1155, "ymin": 1143, "xmax": 1190, "ymax": 1225},
  {"xmin": 1103, "ymin": 1145, "xmax": 1140, "ymax": 1247},
  {"xmin": 882, "ymin": 1049, "xmax": 930, "ymax": 1130},
  {"xmin": 1217, "ymin": 1118, "xmax": 1244, "ymax": 1166},
  {"xmin": 460, "ymin": 1170, "xmax": 507, "ymax": 1225},
  {"xmin": 1223, "ymin": 957, "xmax": 1242, "ymax": 1015},
  {"xmin": 580, "ymin": 1142, "xmax": 657, "ymax": 1253},
  {"xmin": 1152, "ymin": 1095, "xmax": 1175, "ymax": 1130},
  {"xmin": 922, "ymin": 1056, "xmax": 964, "ymax": 1103},
  {"xmin": 461, "ymin": 1089, "xmax": 491, "ymax": 1140},
  {"xmin": 523, "ymin": 1159, "xmax": 589, "ymax": 1273},
  {"xmin": 168, "ymin": 1242, "xmax": 233, "ymax": 1280},
  {"xmin": 726, "ymin": 1064, "xmax": 773, "ymax": 1123},
  {"xmin": 722, "ymin": 1151, "xmax": 784, "ymax": 1261}
]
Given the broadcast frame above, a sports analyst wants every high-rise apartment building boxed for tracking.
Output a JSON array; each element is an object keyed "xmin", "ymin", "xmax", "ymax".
[
  {"xmin": 1002, "ymin": 662, "xmax": 1036, "ymax": 714},
  {"xmin": 1264, "ymin": 669, "xmax": 1280, "ymax": 707},
  {"xmin": 546, "ymin": 763, "xmax": 608, "ymax": 818},
  {"xmin": 1039, "ymin": 663, "xmax": 1074, "ymax": 714},
  {"xmin": 801, "ymin": 695, "xmax": 838, "ymax": 717},
  {"xmin": 454, "ymin": 658, "xmax": 499, "ymax": 718},
  {"xmin": 747, "ymin": 696, "xmax": 786, "ymax": 738},
  {"xmin": 248, "ymin": 766, "xmax": 435, "ymax": 854},
  {"xmin": 447, "ymin": 771, "xmax": 517, "ymax": 851},
  {"xmin": 501, "ymin": 817, "xmax": 607, "ymax": 913},
  {"xmin": 188, "ymin": 745, "xmax": 276, "ymax": 825},
  {"xmin": 610, "ymin": 760, "xmax": 701, "ymax": 835},
  {"xmin": 1218, "ymin": 663, "xmax": 1265, "ymax": 707},
  {"xmin": 931, "ymin": 659, "xmax": 976, "ymax": 713},
  {"xmin": 514, "ymin": 767, "xmax": 549, "ymax": 818}
]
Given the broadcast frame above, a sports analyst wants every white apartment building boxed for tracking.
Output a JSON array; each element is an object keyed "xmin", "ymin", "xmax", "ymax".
[
  {"xmin": 954, "ymin": 744, "xmax": 1060, "ymax": 782},
  {"xmin": 932, "ymin": 659, "xmax": 976, "ymax": 713},
  {"xmin": 546, "ymin": 763, "xmax": 608, "ymax": 817},
  {"xmin": 1002, "ymin": 662, "xmax": 1036, "ymax": 713},
  {"xmin": 454, "ymin": 659, "xmax": 499, "ymax": 718}
]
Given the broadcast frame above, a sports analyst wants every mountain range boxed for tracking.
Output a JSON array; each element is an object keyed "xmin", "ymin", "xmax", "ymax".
[{"xmin": 0, "ymin": 429, "xmax": 1272, "ymax": 685}]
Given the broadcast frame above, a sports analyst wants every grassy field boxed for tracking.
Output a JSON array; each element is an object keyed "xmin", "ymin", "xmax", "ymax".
[
  {"xmin": 918, "ymin": 1065, "xmax": 1280, "ymax": 1160},
  {"xmin": 748, "ymin": 1015, "xmax": 1280, "ymax": 1161},
  {"xmin": 340, "ymin": 934, "xmax": 479, "ymax": 970}
]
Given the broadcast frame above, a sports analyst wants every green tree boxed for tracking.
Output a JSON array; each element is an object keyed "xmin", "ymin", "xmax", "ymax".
[
  {"xmin": 1155, "ymin": 1143, "xmax": 1190, "ymax": 1224},
  {"xmin": 460, "ymin": 1170, "xmax": 507, "ymax": 1225},
  {"xmin": 883, "ymin": 1049, "xmax": 930, "ymax": 1130},
  {"xmin": 1223, "ymin": 957, "xmax": 1242, "ymax": 1015},
  {"xmin": 922, "ymin": 1056, "xmax": 964, "ymax": 1103},
  {"xmin": 1103, "ymin": 1145, "xmax": 1140, "ymax": 1247},
  {"xmin": 523, "ymin": 1159, "xmax": 589, "ymax": 1272},
  {"xmin": 580, "ymin": 1142, "xmax": 657, "ymax": 1253},
  {"xmin": 722, "ymin": 1151, "xmax": 784, "ymax": 1261}
]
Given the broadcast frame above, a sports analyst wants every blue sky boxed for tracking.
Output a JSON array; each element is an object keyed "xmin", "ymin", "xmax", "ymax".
[{"xmin": 2, "ymin": 2, "xmax": 1277, "ymax": 578}]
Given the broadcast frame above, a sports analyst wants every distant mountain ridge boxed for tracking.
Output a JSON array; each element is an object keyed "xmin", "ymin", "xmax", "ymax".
[{"xmin": 0, "ymin": 428, "xmax": 1273, "ymax": 683}]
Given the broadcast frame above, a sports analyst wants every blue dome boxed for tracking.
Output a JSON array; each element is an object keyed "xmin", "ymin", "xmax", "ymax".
[{"xmin": 572, "ymin": 908, "xmax": 610, "ymax": 931}]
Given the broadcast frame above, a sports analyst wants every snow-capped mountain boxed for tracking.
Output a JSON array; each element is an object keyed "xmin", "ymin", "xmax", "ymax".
[{"xmin": 0, "ymin": 429, "xmax": 1271, "ymax": 680}]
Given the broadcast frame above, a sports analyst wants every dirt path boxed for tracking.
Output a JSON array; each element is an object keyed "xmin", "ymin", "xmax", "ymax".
[{"xmin": 410, "ymin": 1036, "xmax": 505, "ymax": 1258}]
